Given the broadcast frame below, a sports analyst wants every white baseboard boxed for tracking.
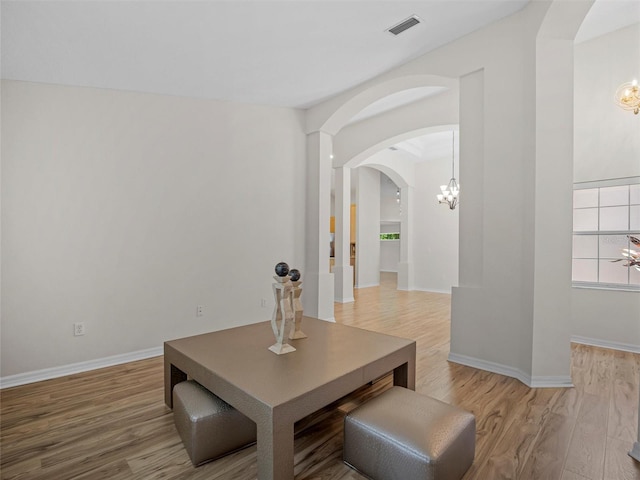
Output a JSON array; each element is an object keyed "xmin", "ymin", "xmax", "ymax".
[
  {"xmin": 413, "ymin": 287, "xmax": 453, "ymax": 294},
  {"xmin": 571, "ymin": 335, "xmax": 640, "ymax": 354},
  {"xmin": 447, "ymin": 352, "xmax": 573, "ymax": 388},
  {"xmin": 9, "ymin": 336, "xmax": 626, "ymax": 391},
  {"xmin": 379, "ymin": 270, "xmax": 398, "ymax": 273},
  {"xmin": 0, "ymin": 346, "xmax": 163, "ymax": 389},
  {"xmin": 355, "ymin": 283, "xmax": 379, "ymax": 289},
  {"xmin": 528, "ymin": 375, "xmax": 574, "ymax": 388},
  {"xmin": 335, "ymin": 296, "xmax": 355, "ymax": 303}
]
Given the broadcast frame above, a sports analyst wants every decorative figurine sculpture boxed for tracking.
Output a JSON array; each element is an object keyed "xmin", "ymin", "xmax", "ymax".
[
  {"xmin": 269, "ymin": 262, "xmax": 296, "ymax": 355},
  {"xmin": 288, "ymin": 269, "xmax": 306, "ymax": 340}
]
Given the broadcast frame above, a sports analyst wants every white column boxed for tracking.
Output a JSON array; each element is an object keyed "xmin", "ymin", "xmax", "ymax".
[
  {"xmin": 457, "ymin": 71, "xmax": 483, "ymax": 288},
  {"xmin": 334, "ymin": 166, "xmax": 354, "ymax": 303},
  {"xmin": 303, "ymin": 131, "xmax": 335, "ymax": 321},
  {"xmin": 356, "ymin": 167, "xmax": 380, "ymax": 288},
  {"xmin": 397, "ymin": 186, "xmax": 414, "ymax": 291},
  {"xmin": 529, "ymin": 34, "xmax": 574, "ymax": 384}
]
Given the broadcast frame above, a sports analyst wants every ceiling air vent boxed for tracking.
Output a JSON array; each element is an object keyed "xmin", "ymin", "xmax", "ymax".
[{"xmin": 387, "ymin": 15, "xmax": 421, "ymax": 36}]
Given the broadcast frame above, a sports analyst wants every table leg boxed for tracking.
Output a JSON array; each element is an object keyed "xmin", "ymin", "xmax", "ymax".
[
  {"xmin": 257, "ymin": 413, "xmax": 295, "ymax": 480},
  {"xmin": 393, "ymin": 358, "xmax": 416, "ymax": 390},
  {"xmin": 164, "ymin": 359, "xmax": 187, "ymax": 408}
]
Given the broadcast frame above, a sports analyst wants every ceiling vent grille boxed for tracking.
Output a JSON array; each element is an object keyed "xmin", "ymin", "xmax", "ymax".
[{"xmin": 387, "ymin": 15, "xmax": 421, "ymax": 36}]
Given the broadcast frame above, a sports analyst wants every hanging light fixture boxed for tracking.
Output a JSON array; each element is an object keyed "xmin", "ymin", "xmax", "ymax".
[
  {"xmin": 437, "ymin": 131, "xmax": 460, "ymax": 210},
  {"xmin": 615, "ymin": 79, "xmax": 639, "ymax": 115}
]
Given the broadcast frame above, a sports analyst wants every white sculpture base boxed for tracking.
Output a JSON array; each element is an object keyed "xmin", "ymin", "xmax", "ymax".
[
  {"xmin": 269, "ymin": 343, "xmax": 297, "ymax": 355},
  {"xmin": 289, "ymin": 330, "xmax": 307, "ymax": 340}
]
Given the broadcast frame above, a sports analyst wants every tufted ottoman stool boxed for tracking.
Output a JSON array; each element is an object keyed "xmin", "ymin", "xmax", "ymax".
[
  {"xmin": 343, "ymin": 386, "xmax": 475, "ymax": 480},
  {"xmin": 172, "ymin": 380, "xmax": 256, "ymax": 466}
]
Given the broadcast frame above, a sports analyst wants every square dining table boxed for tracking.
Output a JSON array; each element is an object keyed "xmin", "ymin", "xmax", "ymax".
[{"xmin": 164, "ymin": 317, "xmax": 416, "ymax": 480}]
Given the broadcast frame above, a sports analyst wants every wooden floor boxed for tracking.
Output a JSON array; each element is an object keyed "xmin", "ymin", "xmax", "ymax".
[{"xmin": 1, "ymin": 273, "xmax": 639, "ymax": 480}]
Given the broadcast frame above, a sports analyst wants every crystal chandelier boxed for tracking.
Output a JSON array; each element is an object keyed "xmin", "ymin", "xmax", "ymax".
[
  {"xmin": 437, "ymin": 131, "xmax": 460, "ymax": 210},
  {"xmin": 615, "ymin": 79, "xmax": 639, "ymax": 115}
]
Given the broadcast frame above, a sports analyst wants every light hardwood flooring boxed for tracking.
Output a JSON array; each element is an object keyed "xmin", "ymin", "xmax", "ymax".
[{"xmin": 1, "ymin": 273, "xmax": 639, "ymax": 479}]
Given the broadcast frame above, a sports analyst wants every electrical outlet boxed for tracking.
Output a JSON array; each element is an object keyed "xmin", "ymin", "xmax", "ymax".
[
  {"xmin": 196, "ymin": 305, "xmax": 204, "ymax": 317},
  {"xmin": 74, "ymin": 322, "xmax": 85, "ymax": 336},
  {"xmin": 261, "ymin": 298, "xmax": 267, "ymax": 308}
]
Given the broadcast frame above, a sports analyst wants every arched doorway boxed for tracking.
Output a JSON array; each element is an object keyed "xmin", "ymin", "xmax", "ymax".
[{"xmin": 340, "ymin": 126, "xmax": 460, "ymax": 298}]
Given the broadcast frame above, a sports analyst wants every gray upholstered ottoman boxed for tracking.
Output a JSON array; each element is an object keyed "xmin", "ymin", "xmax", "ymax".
[
  {"xmin": 173, "ymin": 380, "xmax": 256, "ymax": 466},
  {"xmin": 343, "ymin": 386, "xmax": 475, "ymax": 480}
]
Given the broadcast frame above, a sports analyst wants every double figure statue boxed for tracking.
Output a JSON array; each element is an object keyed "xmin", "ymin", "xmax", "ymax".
[{"xmin": 269, "ymin": 262, "xmax": 306, "ymax": 355}]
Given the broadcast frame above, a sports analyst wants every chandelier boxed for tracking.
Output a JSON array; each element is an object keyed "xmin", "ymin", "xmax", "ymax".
[
  {"xmin": 615, "ymin": 79, "xmax": 639, "ymax": 114},
  {"xmin": 436, "ymin": 131, "xmax": 460, "ymax": 210}
]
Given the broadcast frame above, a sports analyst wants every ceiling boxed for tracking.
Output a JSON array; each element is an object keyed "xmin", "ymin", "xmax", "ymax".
[
  {"xmin": 1, "ymin": 0, "xmax": 637, "ymax": 165},
  {"xmin": 575, "ymin": 0, "xmax": 640, "ymax": 43},
  {"xmin": 390, "ymin": 0, "xmax": 640, "ymax": 163},
  {"xmin": 1, "ymin": 0, "xmax": 530, "ymax": 109},
  {"xmin": 395, "ymin": 130, "xmax": 459, "ymax": 163}
]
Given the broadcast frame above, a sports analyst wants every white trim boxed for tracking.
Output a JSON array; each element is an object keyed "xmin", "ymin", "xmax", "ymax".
[
  {"xmin": 447, "ymin": 352, "xmax": 573, "ymax": 388},
  {"xmin": 317, "ymin": 317, "xmax": 336, "ymax": 323},
  {"xmin": 448, "ymin": 352, "xmax": 530, "ymax": 385},
  {"xmin": 0, "ymin": 347, "xmax": 163, "ymax": 389},
  {"xmin": 413, "ymin": 287, "xmax": 453, "ymax": 294},
  {"xmin": 335, "ymin": 296, "xmax": 355, "ymax": 303},
  {"xmin": 529, "ymin": 375, "xmax": 574, "ymax": 388},
  {"xmin": 380, "ymin": 269, "xmax": 398, "ymax": 273},
  {"xmin": 571, "ymin": 335, "xmax": 640, "ymax": 354},
  {"xmin": 574, "ymin": 176, "xmax": 640, "ymax": 189},
  {"xmin": 572, "ymin": 283, "xmax": 640, "ymax": 293},
  {"xmin": 355, "ymin": 283, "xmax": 380, "ymax": 289}
]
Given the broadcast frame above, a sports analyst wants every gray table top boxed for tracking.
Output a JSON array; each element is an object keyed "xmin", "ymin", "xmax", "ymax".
[{"xmin": 164, "ymin": 317, "xmax": 415, "ymax": 409}]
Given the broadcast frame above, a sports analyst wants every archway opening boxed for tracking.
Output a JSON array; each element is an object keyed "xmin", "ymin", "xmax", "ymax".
[{"xmin": 330, "ymin": 126, "xmax": 460, "ymax": 305}]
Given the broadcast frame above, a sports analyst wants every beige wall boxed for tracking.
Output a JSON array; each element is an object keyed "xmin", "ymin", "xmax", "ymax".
[{"xmin": 1, "ymin": 80, "xmax": 306, "ymax": 380}]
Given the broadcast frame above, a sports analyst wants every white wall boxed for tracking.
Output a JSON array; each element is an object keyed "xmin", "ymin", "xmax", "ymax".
[
  {"xmin": 572, "ymin": 23, "xmax": 640, "ymax": 350},
  {"xmin": 413, "ymin": 161, "xmax": 459, "ymax": 293},
  {"xmin": 307, "ymin": 0, "xmax": 590, "ymax": 386},
  {"xmin": 378, "ymin": 172, "xmax": 401, "ymax": 274},
  {"xmin": 380, "ymin": 222, "xmax": 400, "ymax": 273},
  {"xmin": 380, "ymin": 172, "xmax": 401, "ymax": 222},
  {"xmin": 355, "ymin": 167, "xmax": 380, "ymax": 288},
  {"xmin": 572, "ymin": 288, "xmax": 640, "ymax": 352},
  {"xmin": 1, "ymin": 80, "xmax": 306, "ymax": 380},
  {"xmin": 574, "ymin": 23, "xmax": 640, "ymax": 183},
  {"xmin": 379, "ymin": 243, "xmax": 400, "ymax": 273}
]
